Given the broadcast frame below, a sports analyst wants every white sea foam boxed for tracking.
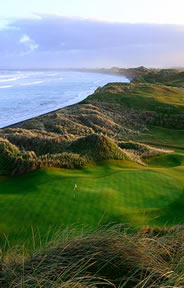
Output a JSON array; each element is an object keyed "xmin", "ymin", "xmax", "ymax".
[
  {"xmin": 20, "ymin": 80, "xmax": 44, "ymax": 86},
  {"xmin": 94, "ymin": 80, "xmax": 102, "ymax": 84},
  {"xmin": 0, "ymin": 76, "xmax": 27, "ymax": 83},
  {"xmin": 0, "ymin": 75, "xmax": 16, "ymax": 78},
  {"xmin": 0, "ymin": 85, "xmax": 14, "ymax": 89},
  {"xmin": 48, "ymin": 73, "xmax": 58, "ymax": 76},
  {"xmin": 0, "ymin": 77, "xmax": 19, "ymax": 83}
]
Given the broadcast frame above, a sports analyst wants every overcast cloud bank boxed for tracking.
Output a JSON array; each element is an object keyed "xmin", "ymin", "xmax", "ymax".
[{"xmin": 0, "ymin": 15, "xmax": 184, "ymax": 68}]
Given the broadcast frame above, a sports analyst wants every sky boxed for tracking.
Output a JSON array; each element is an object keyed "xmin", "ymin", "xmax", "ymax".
[{"xmin": 0, "ymin": 0, "xmax": 184, "ymax": 68}]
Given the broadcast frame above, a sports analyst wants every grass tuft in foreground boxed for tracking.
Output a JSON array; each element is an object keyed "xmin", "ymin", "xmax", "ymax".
[{"xmin": 1, "ymin": 225, "xmax": 184, "ymax": 288}]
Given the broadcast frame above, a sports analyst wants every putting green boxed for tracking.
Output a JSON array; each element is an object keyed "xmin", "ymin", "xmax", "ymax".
[{"xmin": 0, "ymin": 162, "xmax": 183, "ymax": 246}]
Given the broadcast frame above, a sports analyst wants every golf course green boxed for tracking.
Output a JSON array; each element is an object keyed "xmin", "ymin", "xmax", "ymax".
[{"xmin": 0, "ymin": 156, "xmax": 184, "ymax": 247}]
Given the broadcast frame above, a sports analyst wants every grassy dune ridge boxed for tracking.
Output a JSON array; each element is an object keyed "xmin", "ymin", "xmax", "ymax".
[
  {"xmin": 133, "ymin": 68, "xmax": 184, "ymax": 87},
  {"xmin": 1, "ymin": 75, "xmax": 184, "ymax": 175}
]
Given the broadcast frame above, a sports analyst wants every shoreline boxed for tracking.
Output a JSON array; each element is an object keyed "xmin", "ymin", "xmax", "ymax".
[
  {"xmin": 1, "ymin": 102, "xmax": 77, "ymax": 129},
  {"xmin": 1, "ymin": 70, "xmax": 130, "ymax": 130}
]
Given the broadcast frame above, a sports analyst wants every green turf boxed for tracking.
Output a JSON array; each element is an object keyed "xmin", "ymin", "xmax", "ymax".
[
  {"xmin": 84, "ymin": 83, "xmax": 184, "ymax": 114},
  {"xmin": 0, "ymin": 159, "xmax": 184, "ymax": 247},
  {"xmin": 146, "ymin": 153, "xmax": 184, "ymax": 167},
  {"xmin": 133, "ymin": 126, "xmax": 184, "ymax": 150}
]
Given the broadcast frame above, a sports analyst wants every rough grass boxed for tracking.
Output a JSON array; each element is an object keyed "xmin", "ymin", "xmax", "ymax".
[
  {"xmin": 1, "ymin": 133, "xmax": 169, "ymax": 175},
  {"xmin": 2, "ymin": 225, "xmax": 184, "ymax": 288},
  {"xmin": 69, "ymin": 134, "xmax": 130, "ymax": 161},
  {"xmin": 0, "ymin": 137, "xmax": 37, "ymax": 175},
  {"xmin": 133, "ymin": 68, "xmax": 184, "ymax": 87}
]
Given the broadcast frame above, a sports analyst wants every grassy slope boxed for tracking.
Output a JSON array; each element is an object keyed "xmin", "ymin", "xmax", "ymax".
[
  {"xmin": 84, "ymin": 82, "xmax": 184, "ymax": 150},
  {"xmin": 84, "ymin": 82, "xmax": 184, "ymax": 113},
  {"xmin": 133, "ymin": 69, "xmax": 184, "ymax": 87},
  {"xmin": 133, "ymin": 126, "xmax": 184, "ymax": 150},
  {"xmin": 0, "ymin": 158, "xmax": 184, "ymax": 247}
]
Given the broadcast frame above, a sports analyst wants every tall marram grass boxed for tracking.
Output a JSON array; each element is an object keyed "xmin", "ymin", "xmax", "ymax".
[{"xmin": 1, "ymin": 224, "xmax": 184, "ymax": 287}]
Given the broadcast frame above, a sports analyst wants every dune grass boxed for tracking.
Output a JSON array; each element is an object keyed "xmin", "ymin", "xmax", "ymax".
[
  {"xmin": 0, "ymin": 158, "xmax": 184, "ymax": 247},
  {"xmin": 2, "ymin": 224, "xmax": 184, "ymax": 288}
]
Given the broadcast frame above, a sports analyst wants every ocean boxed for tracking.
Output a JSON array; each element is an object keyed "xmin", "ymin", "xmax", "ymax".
[{"xmin": 0, "ymin": 70, "xmax": 129, "ymax": 128}]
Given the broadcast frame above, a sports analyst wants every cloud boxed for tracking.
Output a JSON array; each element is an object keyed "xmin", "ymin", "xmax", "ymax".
[
  {"xmin": 19, "ymin": 34, "xmax": 39, "ymax": 55},
  {"xmin": 0, "ymin": 15, "xmax": 184, "ymax": 68},
  {"xmin": 20, "ymin": 34, "xmax": 31, "ymax": 43}
]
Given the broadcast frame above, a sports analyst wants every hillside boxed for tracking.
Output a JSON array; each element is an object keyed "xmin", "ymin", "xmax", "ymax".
[
  {"xmin": 86, "ymin": 67, "xmax": 184, "ymax": 86},
  {"xmin": 133, "ymin": 68, "xmax": 184, "ymax": 87},
  {"xmin": 0, "ymin": 75, "xmax": 184, "ymax": 175}
]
